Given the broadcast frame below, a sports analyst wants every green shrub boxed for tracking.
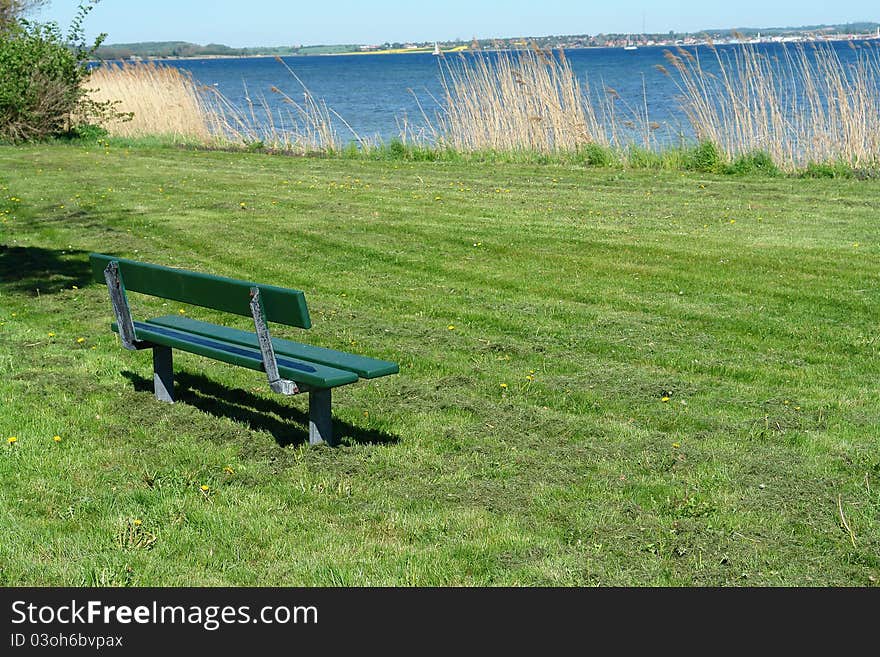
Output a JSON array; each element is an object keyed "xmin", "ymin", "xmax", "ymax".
[
  {"xmin": 726, "ymin": 151, "xmax": 780, "ymax": 176},
  {"xmin": 64, "ymin": 121, "xmax": 108, "ymax": 141},
  {"xmin": 377, "ymin": 139, "xmax": 447, "ymax": 161},
  {"xmin": 581, "ymin": 142, "xmax": 615, "ymax": 167},
  {"xmin": 341, "ymin": 141, "xmax": 360, "ymax": 158},
  {"xmin": 0, "ymin": 21, "xmax": 77, "ymax": 141},
  {"xmin": 682, "ymin": 141, "xmax": 723, "ymax": 173},
  {"xmin": 800, "ymin": 161, "xmax": 854, "ymax": 179},
  {"xmin": 387, "ymin": 139, "xmax": 408, "ymax": 159},
  {"xmin": 626, "ymin": 146, "xmax": 664, "ymax": 169},
  {"xmin": 0, "ymin": 2, "xmax": 108, "ymax": 143}
]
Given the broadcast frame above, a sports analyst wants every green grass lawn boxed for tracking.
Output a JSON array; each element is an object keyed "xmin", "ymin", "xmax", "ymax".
[{"xmin": 1, "ymin": 141, "xmax": 878, "ymax": 586}]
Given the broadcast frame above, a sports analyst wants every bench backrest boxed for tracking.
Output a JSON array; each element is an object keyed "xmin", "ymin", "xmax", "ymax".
[{"xmin": 89, "ymin": 253, "xmax": 312, "ymax": 329}]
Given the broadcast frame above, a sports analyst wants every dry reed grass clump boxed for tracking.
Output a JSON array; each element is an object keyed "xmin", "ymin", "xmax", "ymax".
[
  {"xmin": 85, "ymin": 58, "xmax": 359, "ymax": 153},
  {"xmin": 661, "ymin": 40, "xmax": 880, "ymax": 170},
  {"xmin": 200, "ymin": 56, "xmax": 363, "ymax": 153},
  {"xmin": 430, "ymin": 46, "xmax": 600, "ymax": 152},
  {"xmin": 411, "ymin": 45, "xmax": 658, "ymax": 154},
  {"xmin": 85, "ymin": 61, "xmax": 213, "ymax": 141}
]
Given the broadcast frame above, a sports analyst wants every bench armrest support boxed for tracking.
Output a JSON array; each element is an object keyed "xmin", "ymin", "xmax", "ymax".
[
  {"xmin": 104, "ymin": 261, "xmax": 148, "ymax": 351},
  {"xmin": 249, "ymin": 287, "xmax": 300, "ymax": 395}
]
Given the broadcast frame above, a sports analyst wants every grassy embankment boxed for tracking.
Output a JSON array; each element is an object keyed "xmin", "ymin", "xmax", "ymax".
[
  {"xmin": 1, "ymin": 142, "xmax": 878, "ymax": 585},
  {"xmin": 84, "ymin": 42, "xmax": 880, "ymax": 174}
]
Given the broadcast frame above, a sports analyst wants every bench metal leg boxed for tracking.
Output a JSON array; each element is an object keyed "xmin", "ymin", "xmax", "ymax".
[
  {"xmin": 308, "ymin": 388, "xmax": 334, "ymax": 446},
  {"xmin": 153, "ymin": 345, "xmax": 174, "ymax": 403}
]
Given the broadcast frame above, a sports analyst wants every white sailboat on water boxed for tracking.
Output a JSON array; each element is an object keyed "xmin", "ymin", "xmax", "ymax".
[
  {"xmin": 432, "ymin": 42, "xmax": 441, "ymax": 55},
  {"xmin": 624, "ymin": 12, "xmax": 644, "ymax": 49}
]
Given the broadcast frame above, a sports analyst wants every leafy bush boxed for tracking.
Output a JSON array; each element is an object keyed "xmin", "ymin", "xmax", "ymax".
[
  {"xmin": 387, "ymin": 139, "xmax": 408, "ymax": 158},
  {"xmin": 0, "ymin": 1, "xmax": 113, "ymax": 142},
  {"xmin": 800, "ymin": 161, "xmax": 855, "ymax": 179},
  {"xmin": 726, "ymin": 151, "xmax": 780, "ymax": 176},
  {"xmin": 581, "ymin": 143, "xmax": 615, "ymax": 167},
  {"xmin": 626, "ymin": 146, "xmax": 664, "ymax": 169},
  {"xmin": 65, "ymin": 121, "xmax": 108, "ymax": 141},
  {"xmin": 682, "ymin": 141, "xmax": 723, "ymax": 173}
]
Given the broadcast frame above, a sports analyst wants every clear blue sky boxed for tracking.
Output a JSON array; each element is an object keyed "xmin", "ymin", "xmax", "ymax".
[{"xmin": 35, "ymin": 1, "xmax": 878, "ymax": 47}]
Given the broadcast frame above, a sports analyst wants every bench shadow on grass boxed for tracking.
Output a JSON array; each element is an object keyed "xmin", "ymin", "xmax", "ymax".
[
  {"xmin": 0, "ymin": 245, "xmax": 93, "ymax": 295},
  {"xmin": 121, "ymin": 370, "xmax": 399, "ymax": 447}
]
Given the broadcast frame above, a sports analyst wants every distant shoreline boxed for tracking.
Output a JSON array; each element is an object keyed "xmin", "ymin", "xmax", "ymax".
[{"xmin": 94, "ymin": 33, "xmax": 880, "ymax": 63}]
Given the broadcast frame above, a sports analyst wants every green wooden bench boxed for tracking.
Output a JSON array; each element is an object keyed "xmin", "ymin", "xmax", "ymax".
[{"xmin": 89, "ymin": 253, "xmax": 399, "ymax": 446}]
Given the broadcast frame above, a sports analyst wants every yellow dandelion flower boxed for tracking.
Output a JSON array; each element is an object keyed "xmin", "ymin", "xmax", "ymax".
[
  {"xmin": 53, "ymin": 435, "xmax": 61, "ymax": 442},
  {"xmin": 239, "ymin": 202, "xmax": 247, "ymax": 208},
  {"xmin": 447, "ymin": 325, "xmax": 456, "ymax": 330},
  {"xmin": 661, "ymin": 396, "xmax": 670, "ymax": 402},
  {"xmin": 224, "ymin": 466, "xmax": 235, "ymax": 475},
  {"xmin": 76, "ymin": 337, "xmax": 85, "ymax": 344},
  {"xmin": 672, "ymin": 442, "xmax": 681, "ymax": 448},
  {"xmin": 500, "ymin": 383, "xmax": 508, "ymax": 389},
  {"xmin": 48, "ymin": 332, "xmax": 55, "ymax": 337},
  {"xmin": 178, "ymin": 308, "xmax": 186, "ymax": 315},
  {"xmin": 526, "ymin": 375, "xmax": 534, "ymax": 382},
  {"xmin": 8, "ymin": 436, "xmax": 17, "ymax": 444},
  {"xmin": 200, "ymin": 485, "xmax": 210, "ymax": 492},
  {"xmin": 133, "ymin": 519, "xmax": 143, "ymax": 526}
]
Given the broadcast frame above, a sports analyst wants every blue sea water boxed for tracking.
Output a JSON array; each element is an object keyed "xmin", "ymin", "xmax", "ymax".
[{"xmin": 128, "ymin": 40, "xmax": 877, "ymax": 146}]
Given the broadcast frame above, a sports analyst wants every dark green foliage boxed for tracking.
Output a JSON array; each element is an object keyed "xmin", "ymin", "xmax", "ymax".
[
  {"xmin": 379, "ymin": 139, "xmax": 446, "ymax": 161},
  {"xmin": 63, "ymin": 121, "xmax": 108, "ymax": 141},
  {"xmin": 92, "ymin": 41, "xmax": 358, "ymax": 59},
  {"xmin": 801, "ymin": 161, "xmax": 855, "ymax": 179},
  {"xmin": 0, "ymin": 20, "xmax": 81, "ymax": 141},
  {"xmin": 581, "ymin": 142, "xmax": 615, "ymax": 167},
  {"xmin": 682, "ymin": 140, "xmax": 723, "ymax": 173},
  {"xmin": 388, "ymin": 139, "xmax": 407, "ymax": 158},
  {"xmin": 0, "ymin": 1, "xmax": 110, "ymax": 142},
  {"xmin": 626, "ymin": 146, "xmax": 664, "ymax": 169},
  {"xmin": 726, "ymin": 151, "xmax": 780, "ymax": 176}
]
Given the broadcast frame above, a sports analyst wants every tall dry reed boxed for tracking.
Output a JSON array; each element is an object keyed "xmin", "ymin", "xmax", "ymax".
[
  {"xmin": 85, "ymin": 61, "xmax": 213, "ymax": 141},
  {"xmin": 200, "ymin": 56, "xmax": 364, "ymax": 153},
  {"xmin": 85, "ymin": 58, "xmax": 360, "ymax": 153},
  {"xmin": 659, "ymin": 40, "xmax": 880, "ymax": 169},
  {"xmin": 411, "ymin": 45, "xmax": 659, "ymax": 153}
]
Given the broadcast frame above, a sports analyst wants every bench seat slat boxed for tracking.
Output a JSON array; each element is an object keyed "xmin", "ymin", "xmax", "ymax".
[
  {"xmin": 146, "ymin": 315, "xmax": 400, "ymax": 379},
  {"xmin": 112, "ymin": 321, "xmax": 358, "ymax": 388}
]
